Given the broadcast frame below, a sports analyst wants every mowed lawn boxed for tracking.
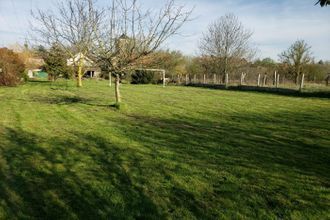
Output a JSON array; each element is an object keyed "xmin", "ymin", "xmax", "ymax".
[{"xmin": 0, "ymin": 80, "xmax": 329, "ymax": 219}]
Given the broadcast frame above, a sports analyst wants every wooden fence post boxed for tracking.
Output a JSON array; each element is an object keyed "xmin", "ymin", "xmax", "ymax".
[
  {"xmin": 299, "ymin": 74, "xmax": 305, "ymax": 92},
  {"xmin": 162, "ymin": 70, "xmax": 166, "ymax": 87},
  {"xmin": 257, "ymin": 74, "xmax": 261, "ymax": 87},
  {"xmin": 263, "ymin": 74, "xmax": 267, "ymax": 87},
  {"xmin": 276, "ymin": 74, "xmax": 280, "ymax": 88},
  {"xmin": 240, "ymin": 72, "xmax": 243, "ymax": 86}
]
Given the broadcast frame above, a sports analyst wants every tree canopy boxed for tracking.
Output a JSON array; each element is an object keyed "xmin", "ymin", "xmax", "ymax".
[
  {"xmin": 43, "ymin": 44, "xmax": 72, "ymax": 81},
  {"xmin": 279, "ymin": 40, "xmax": 313, "ymax": 84},
  {"xmin": 199, "ymin": 13, "xmax": 255, "ymax": 81}
]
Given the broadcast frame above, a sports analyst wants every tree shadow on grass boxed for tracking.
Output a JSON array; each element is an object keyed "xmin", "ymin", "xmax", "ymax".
[
  {"xmin": 114, "ymin": 112, "xmax": 329, "ymax": 178},
  {"xmin": 30, "ymin": 95, "xmax": 112, "ymax": 108},
  {"xmin": 0, "ymin": 127, "xmax": 163, "ymax": 219},
  {"xmin": 31, "ymin": 95, "xmax": 90, "ymax": 105},
  {"xmin": 0, "ymin": 108, "xmax": 329, "ymax": 219},
  {"xmin": 108, "ymin": 110, "xmax": 330, "ymax": 218},
  {"xmin": 187, "ymin": 84, "xmax": 330, "ymax": 98}
]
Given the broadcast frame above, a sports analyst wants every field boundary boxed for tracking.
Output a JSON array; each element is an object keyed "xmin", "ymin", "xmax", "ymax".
[{"xmin": 186, "ymin": 83, "xmax": 330, "ymax": 98}]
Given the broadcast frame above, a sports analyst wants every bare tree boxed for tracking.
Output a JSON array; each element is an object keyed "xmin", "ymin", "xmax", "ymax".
[
  {"xmin": 279, "ymin": 40, "xmax": 313, "ymax": 84},
  {"xmin": 92, "ymin": 0, "xmax": 192, "ymax": 106},
  {"xmin": 199, "ymin": 14, "xmax": 255, "ymax": 82},
  {"xmin": 32, "ymin": 0, "xmax": 103, "ymax": 87}
]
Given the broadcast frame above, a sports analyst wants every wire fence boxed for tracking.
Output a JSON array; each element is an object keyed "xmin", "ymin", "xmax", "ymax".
[{"xmin": 167, "ymin": 72, "xmax": 330, "ymax": 93}]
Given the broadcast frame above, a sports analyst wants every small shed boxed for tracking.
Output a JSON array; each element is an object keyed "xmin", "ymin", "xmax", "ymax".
[{"xmin": 28, "ymin": 69, "xmax": 48, "ymax": 79}]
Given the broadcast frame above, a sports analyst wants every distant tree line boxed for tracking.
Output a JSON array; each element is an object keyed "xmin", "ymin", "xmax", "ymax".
[{"xmin": 1, "ymin": 0, "xmax": 329, "ymax": 89}]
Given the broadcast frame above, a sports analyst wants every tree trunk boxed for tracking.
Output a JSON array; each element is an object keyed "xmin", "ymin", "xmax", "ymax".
[
  {"xmin": 225, "ymin": 73, "xmax": 229, "ymax": 88},
  {"xmin": 222, "ymin": 74, "xmax": 225, "ymax": 84},
  {"xmin": 109, "ymin": 72, "xmax": 112, "ymax": 87},
  {"xmin": 77, "ymin": 63, "xmax": 83, "ymax": 87},
  {"xmin": 115, "ymin": 74, "xmax": 121, "ymax": 104},
  {"xmin": 222, "ymin": 56, "xmax": 228, "ymax": 83}
]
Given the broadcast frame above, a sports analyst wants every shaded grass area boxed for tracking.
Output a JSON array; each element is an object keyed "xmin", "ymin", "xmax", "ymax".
[
  {"xmin": 0, "ymin": 80, "xmax": 329, "ymax": 219},
  {"xmin": 187, "ymin": 83, "xmax": 330, "ymax": 98}
]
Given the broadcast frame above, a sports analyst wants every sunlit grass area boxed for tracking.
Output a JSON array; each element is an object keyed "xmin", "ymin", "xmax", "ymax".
[{"xmin": 0, "ymin": 80, "xmax": 329, "ymax": 219}]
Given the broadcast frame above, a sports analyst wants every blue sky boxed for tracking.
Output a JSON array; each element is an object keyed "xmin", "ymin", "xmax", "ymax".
[{"xmin": 0, "ymin": 0, "xmax": 329, "ymax": 61}]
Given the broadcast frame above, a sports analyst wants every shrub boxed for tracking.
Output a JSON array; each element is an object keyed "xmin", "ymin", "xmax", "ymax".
[
  {"xmin": 131, "ymin": 69, "xmax": 155, "ymax": 84},
  {"xmin": 0, "ymin": 48, "xmax": 25, "ymax": 86}
]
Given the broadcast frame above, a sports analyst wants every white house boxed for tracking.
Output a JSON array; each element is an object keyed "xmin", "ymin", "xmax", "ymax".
[{"xmin": 67, "ymin": 53, "xmax": 101, "ymax": 78}]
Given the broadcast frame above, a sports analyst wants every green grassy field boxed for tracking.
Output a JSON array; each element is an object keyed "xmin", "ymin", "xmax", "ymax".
[{"xmin": 0, "ymin": 80, "xmax": 329, "ymax": 219}]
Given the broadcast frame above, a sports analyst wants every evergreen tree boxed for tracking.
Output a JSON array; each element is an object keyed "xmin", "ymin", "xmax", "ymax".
[{"xmin": 43, "ymin": 44, "xmax": 71, "ymax": 81}]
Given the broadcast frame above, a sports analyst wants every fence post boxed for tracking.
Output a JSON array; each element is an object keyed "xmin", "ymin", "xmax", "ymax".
[
  {"xmin": 274, "ymin": 71, "xmax": 277, "ymax": 86},
  {"xmin": 162, "ymin": 70, "xmax": 166, "ymax": 87},
  {"xmin": 240, "ymin": 72, "xmax": 243, "ymax": 86},
  {"xmin": 257, "ymin": 74, "xmax": 261, "ymax": 87},
  {"xmin": 276, "ymin": 74, "xmax": 280, "ymax": 88},
  {"xmin": 299, "ymin": 74, "xmax": 305, "ymax": 92},
  {"xmin": 263, "ymin": 74, "xmax": 267, "ymax": 87},
  {"xmin": 225, "ymin": 73, "xmax": 229, "ymax": 88}
]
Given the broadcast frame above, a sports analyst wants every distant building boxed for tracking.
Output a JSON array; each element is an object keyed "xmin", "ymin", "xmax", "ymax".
[
  {"xmin": 28, "ymin": 69, "xmax": 48, "ymax": 79},
  {"xmin": 67, "ymin": 53, "xmax": 101, "ymax": 78},
  {"xmin": 26, "ymin": 58, "xmax": 45, "ymax": 79}
]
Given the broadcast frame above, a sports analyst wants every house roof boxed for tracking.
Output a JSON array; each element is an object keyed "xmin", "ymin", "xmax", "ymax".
[{"xmin": 67, "ymin": 53, "xmax": 95, "ymax": 67}]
